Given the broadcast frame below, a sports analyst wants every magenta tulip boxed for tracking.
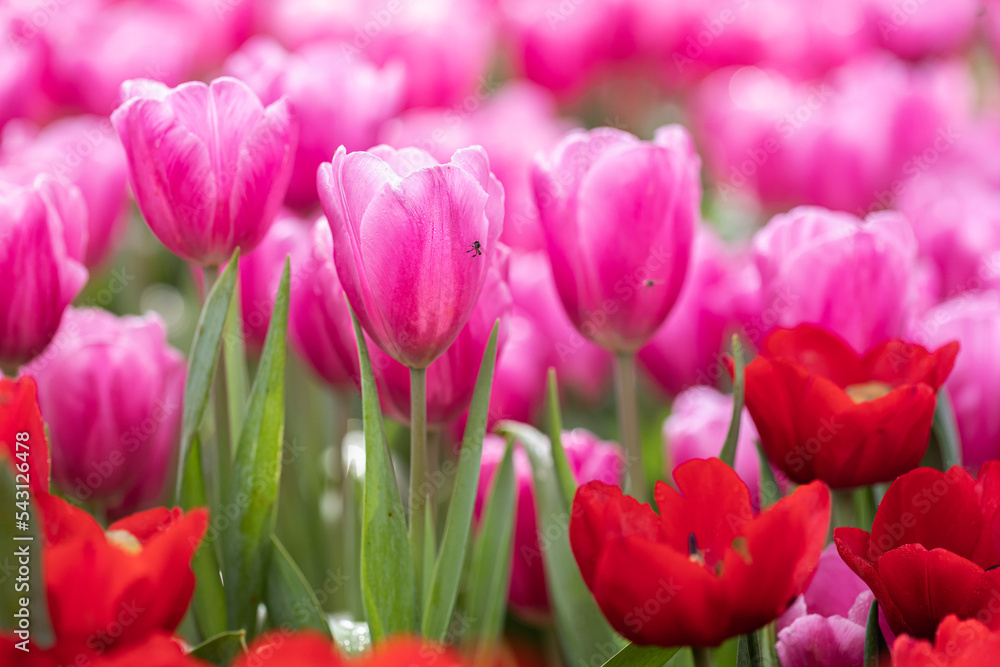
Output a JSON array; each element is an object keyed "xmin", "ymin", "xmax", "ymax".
[
  {"xmin": 225, "ymin": 37, "xmax": 404, "ymax": 210},
  {"xmin": 532, "ymin": 125, "xmax": 699, "ymax": 352},
  {"xmin": 111, "ymin": 76, "xmax": 297, "ymax": 266},
  {"xmin": 662, "ymin": 386, "xmax": 762, "ymax": 504},
  {"xmin": 0, "ymin": 174, "xmax": 88, "ymax": 367},
  {"xmin": 22, "ymin": 307, "xmax": 185, "ymax": 516},
  {"xmin": 475, "ymin": 430, "xmax": 624, "ymax": 619},
  {"xmin": 318, "ymin": 144, "xmax": 504, "ymax": 369},
  {"xmin": 1, "ymin": 115, "xmax": 129, "ymax": 268},
  {"xmin": 288, "ymin": 216, "xmax": 359, "ymax": 390},
  {"xmin": 776, "ymin": 544, "xmax": 873, "ymax": 667},
  {"xmin": 753, "ymin": 206, "xmax": 919, "ymax": 352},
  {"xmin": 368, "ymin": 260, "xmax": 512, "ymax": 426}
]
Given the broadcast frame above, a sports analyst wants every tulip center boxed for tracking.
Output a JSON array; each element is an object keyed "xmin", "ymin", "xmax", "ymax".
[
  {"xmin": 845, "ymin": 381, "xmax": 893, "ymax": 403},
  {"xmin": 106, "ymin": 530, "xmax": 143, "ymax": 555},
  {"xmin": 688, "ymin": 533, "xmax": 705, "ymax": 566}
]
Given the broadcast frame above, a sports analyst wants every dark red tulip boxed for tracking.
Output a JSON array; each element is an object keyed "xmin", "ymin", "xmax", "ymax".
[
  {"xmin": 893, "ymin": 615, "xmax": 1000, "ymax": 667},
  {"xmin": 835, "ymin": 464, "xmax": 1000, "ymax": 639},
  {"xmin": 742, "ymin": 324, "xmax": 958, "ymax": 488},
  {"xmin": 570, "ymin": 458, "xmax": 830, "ymax": 647}
]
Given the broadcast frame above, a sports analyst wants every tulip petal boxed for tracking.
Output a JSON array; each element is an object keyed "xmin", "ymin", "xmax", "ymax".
[{"xmin": 762, "ymin": 325, "xmax": 867, "ymax": 388}]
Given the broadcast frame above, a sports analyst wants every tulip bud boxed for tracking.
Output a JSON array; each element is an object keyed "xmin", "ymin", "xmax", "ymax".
[
  {"xmin": 22, "ymin": 308, "xmax": 185, "ymax": 516},
  {"xmin": 532, "ymin": 125, "xmax": 699, "ymax": 352},
  {"xmin": 111, "ymin": 76, "xmax": 298, "ymax": 266},
  {"xmin": 318, "ymin": 144, "xmax": 504, "ymax": 369},
  {"xmin": 0, "ymin": 175, "xmax": 88, "ymax": 368}
]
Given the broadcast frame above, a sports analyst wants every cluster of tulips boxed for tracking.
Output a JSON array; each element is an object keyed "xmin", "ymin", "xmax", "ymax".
[{"xmin": 4, "ymin": 1, "xmax": 1000, "ymax": 667}]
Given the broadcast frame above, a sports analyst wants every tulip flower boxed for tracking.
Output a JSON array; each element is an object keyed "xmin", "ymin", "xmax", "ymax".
[
  {"xmin": 663, "ymin": 386, "xmax": 761, "ymax": 503},
  {"xmin": 225, "ymin": 37, "xmax": 405, "ymax": 210},
  {"xmin": 743, "ymin": 324, "xmax": 957, "ymax": 488},
  {"xmin": 288, "ymin": 216, "xmax": 359, "ymax": 390},
  {"xmin": 111, "ymin": 76, "xmax": 297, "ymax": 266},
  {"xmin": 369, "ymin": 258, "xmax": 510, "ymax": 426},
  {"xmin": 22, "ymin": 308, "xmax": 185, "ymax": 515},
  {"xmin": 571, "ymin": 458, "xmax": 830, "ymax": 647},
  {"xmin": 753, "ymin": 207, "xmax": 921, "ymax": 353},
  {"xmin": 866, "ymin": 0, "xmax": 978, "ymax": 60},
  {"xmin": 234, "ymin": 631, "xmax": 471, "ymax": 667},
  {"xmin": 476, "ymin": 430, "xmax": 624, "ymax": 619},
  {"xmin": 0, "ymin": 175, "xmax": 88, "ymax": 368},
  {"xmin": 0, "ymin": 376, "xmax": 50, "ymax": 495},
  {"xmin": 639, "ymin": 227, "xmax": 761, "ymax": 395},
  {"xmin": 893, "ymin": 615, "xmax": 1000, "ymax": 667},
  {"xmin": 835, "ymin": 464, "xmax": 1000, "ymax": 639},
  {"xmin": 1, "ymin": 115, "xmax": 129, "ymax": 268},
  {"xmin": 776, "ymin": 544, "xmax": 873, "ymax": 667},
  {"xmin": 912, "ymin": 292, "xmax": 1000, "ymax": 467}
]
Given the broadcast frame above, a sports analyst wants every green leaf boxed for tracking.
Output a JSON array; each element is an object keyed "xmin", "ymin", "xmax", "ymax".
[
  {"xmin": 180, "ymin": 434, "xmax": 227, "ymax": 640},
  {"xmin": 0, "ymin": 463, "xmax": 53, "ymax": 648},
  {"xmin": 737, "ymin": 625, "xmax": 777, "ymax": 667},
  {"xmin": 465, "ymin": 435, "xmax": 517, "ymax": 655},
  {"xmin": 719, "ymin": 335, "xmax": 745, "ymax": 468},
  {"xmin": 755, "ymin": 441, "xmax": 781, "ymax": 509},
  {"xmin": 601, "ymin": 643, "xmax": 679, "ymax": 666},
  {"xmin": 422, "ymin": 322, "xmax": 500, "ymax": 641},
  {"xmin": 545, "ymin": 369, "xmax": 576, "ymax": 507},
  {"xmin": 864, "ymin": 601, "xmax": 888, "ymax": 667},
  {"xmin": 350, "ymin": 308, "xmax": 415, "ymax": 642},
  {"xmin": 223, "ymin": 279, "xmax": 250, "ymax": 455},
  {"xmin": 495, "ymin": 421, "xmax": 625, "ymax": 665},
  {"xmin": 189, "ymin": 630, "xmax": 247, "ymax": 666},
  {"xmin": 932, "ymin": 388, "xmax": 962, "ymax": 470},
  {"xmin": 222, "ymin": 260, "xmax": 290, "ymax": 632},
  {"xmin": 265, "ymin": 535, "xmax": 333, "ymax": 638},
  {"xmin": 175, "ymin": 249, "xmax": 240, "ymax": 503}
]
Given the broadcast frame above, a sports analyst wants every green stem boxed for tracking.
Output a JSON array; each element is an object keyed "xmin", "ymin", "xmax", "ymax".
[
  {"xmin": 409, "ymin": 366, "xmax": 428, "ymax": 614},
  {"xmin": 692, "ymin": 646, "xmax": 714, "ymax": 667},
  {"xmin": 614, "ymin": 352, "xmax": 647, "ymax": 503},
  {"xmin": 832, "ymin": 489, "xmax": 857, "ymax": 531},
  {"xmin": 203, "ymin": 266, "xmax": 232, "ymax": 504}
]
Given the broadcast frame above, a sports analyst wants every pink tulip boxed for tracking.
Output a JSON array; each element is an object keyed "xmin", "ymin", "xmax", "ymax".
[
  {"xmin": 380, "ymin": 81, "xmax": 572, "ymax": 250},
  {"xmin": 507, "ymin": 250, "xmax": 612, "ymax": 402},
  {"xmin": 111, "ymin": 77, "xmax": 297, "ymax": 266},
  {"xmin": 0, "ymin": 174, "xmax": 88, "ymax": 367},
  {"xmin": 21, "ymin": 307, "xmax": 185, "ymax": 516},
  {"xmin": 318, "ymin": 144, "xmax": 504, "ymax": 369},
  {"xmin": 288, "ymin": 216, "xmax": 359, "ymax": 390},
  {"xmin": 225, "ymin": 37, "xmax": 405, "ymax": 210},
  {"xmin": 662, "ymin": 386, "xmax": 761, "ymax": 502},
  {"xmin": 475, "ymin": 430, "xmax": 624, "ymax": 618},
  {"xmin": 639, "ymin": 227, "xmax": 761, "ymax": 395},
  {"xmin": 911, "ymin": 291, "xmax": 1000, "ymax": 467},
  {"xmin": 238, "ymin": 210, "xmax": 311, "ymax": 352},
  {"xmin": 753, "ymin": 206, "xmax": 919, "ymax": 352},
  {"xmin": 776, "ymin": 544, "xmax": 873, "ymax": 667},
  {"xmin": 368, "ymin": 259, "xmax": 512, "ymax": 426},
  {"xmin": 865, "ymin": 0, "xmax": 979, "ymax": 60},
  {"xmin": 0, "ymin": 8, "xmax": 46, "ymax": 129},
  {"xmin": 532, "ymin": 125, "xmax": 699, "ymax": 352},
  {"xmin": 1, "ymin": 115, "xmax": 129, "ymax": 268},
  {"xmin": 485, "ymin": 311, "xmax": 551, "ymax": 426}
]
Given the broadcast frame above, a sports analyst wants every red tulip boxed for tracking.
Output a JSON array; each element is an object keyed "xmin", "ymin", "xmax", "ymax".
[
  {"xmin": 1, "ymin": 633, "xmax": 205, "ymax": 667},
  {"xmin": 742, "ymin": 324, "xmax": 958, "ymax": 489},
  {"xmin": 0, "ymin": 375, "xmax": 50, "ymax": 496},
  {"xmin": 893, "ymin": 615, "xmax": 1000, "ymax": 667},
  {"xmin": 233, "ymin": 631, "xmax": 471, "ymax": 667},
  {"xmin": 835, "ymin": 464, "xmax": 1000, "ymax": 639},
  {"xmin": 571, "ymin": 458, "xmax": 830, "ymax": 647}
]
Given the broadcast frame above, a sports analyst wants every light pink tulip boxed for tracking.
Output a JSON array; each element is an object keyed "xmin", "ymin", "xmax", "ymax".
[
  {"xmin": 0, "ymin": 7, "xmax": 46, "ymax": 128},
  {"xmin": 1, "ymin": 115, "xmax": 129, "ymax": 268},
  {"xmin": 911, "ymin": 291, "xmax": 1000, "ymax": 467},
  {"xmin": 753, "ymin": 206, "xmax": 920, "ymax": 352},
  {"xmin": 662, "ymin": 386, "xmax": 761, "ymax": 502},
  {"xmin": 288, "ymin": 216, "xmax": 359, "ymax": 390},
  {"xmin": 111, "ymin": 77, "xmax": 297, "ymax": 266},
  {"xmin": 21, "ymin": 307, "xmax": 185, "ymax": 516},
  {"xmin": 0, "ymin": 174, "xmax": 88, "ymax": 367},
  {"xmin": 368, "ymin": 260, "xmax": 511, "ymax": 426},
  {"xmin": 865, "ymin": 0, "xmax": 979, "ymax": 60},
  {"xmin": 380, "ymin": 81, "xmax": 571, "ymax": 250},
  {"xmin": 475, "ymin": 430, "xmax": 624, "ymax": 618},
  {"xmin": 639, "ymin": 227, "xmax": 760, "ymax": 395},
  {"xmin": 776, "ymin": 544, "xmax": 872, "ymax": 667},
  {"xmin": 532, "ymin": 125, "xmax": 699, "ymax": 352},
  {"xmin": 225, "ymin": 37, "xmax": 405, "ymax": 210},
  {"xmin": 318, "ymin": 144, "xmax": 504, "ymax": 369}
]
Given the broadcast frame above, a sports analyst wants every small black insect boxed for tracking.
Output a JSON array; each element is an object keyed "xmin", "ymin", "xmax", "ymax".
[{"xmin": 466, "ymin": 240, "xmax": 482, "ymax": 257}]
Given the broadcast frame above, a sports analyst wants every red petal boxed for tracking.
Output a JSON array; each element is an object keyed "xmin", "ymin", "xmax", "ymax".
[
  {"xmin": 975, "ymin": 462, "xmax": 1000, "ymax": 568},
  {"xmin": 834, "ymin": 527, "xmax": 911, "ymax": 636},
  {"xmin": 743, "ymin": 357, "xmax": 806, "ymax": 482},
  {"xmin": 236, "ymin": 632, "xmax": 344, "ymax": 667},
  {"xmin": 865, "ymin": 340, "xmax": 959, "ymax": 390},
  {"xmin": 0, "ymin": 376, "xmax": 50, "ymax": 496},
  {"xmin": 89, "ymin": 633, "xmax": 204, "ymax": 667},
  {"xmin": 869, "ymin": 467, "xmax": 979, "ymax": 562},
  {"xmin": 761, "ymin": 325, "xmax": 866, "ymax": 387}
]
